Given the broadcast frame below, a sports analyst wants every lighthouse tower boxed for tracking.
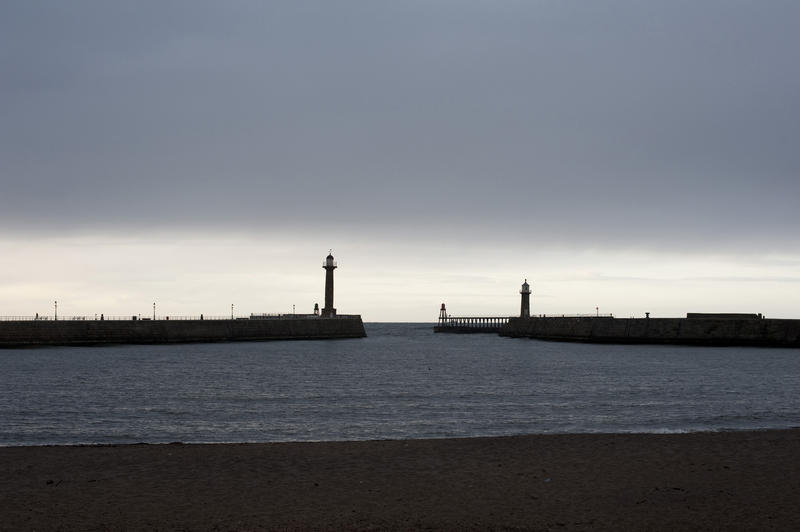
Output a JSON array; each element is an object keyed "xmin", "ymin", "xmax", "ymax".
[
  {"xmin": 322, "ymin": 251, "xmax": 338, "ymax": 317},
  {"xmin": 520, "ymin": 279, "xmax": 531, "ymax": 318}
]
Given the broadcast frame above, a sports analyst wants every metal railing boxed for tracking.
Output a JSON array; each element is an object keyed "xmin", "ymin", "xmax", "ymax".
[
  {"xmin": 437, "ymin": 317, "xmax": 511, "ymax": 326},
  {"xmin": 0, "ymin": 315, "xmax": 238, "ymax": 322},
  {"xmin": 0, "ymin": 313, "xmax": 361, "ymax": 322},
  {"xmin": 531, "ymin": 314, "xmax": 615, "ymax": 318}
]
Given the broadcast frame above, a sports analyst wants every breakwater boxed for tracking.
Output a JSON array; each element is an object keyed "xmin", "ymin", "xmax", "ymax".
[
  {"xmin": 500, "ymin": 316, "xmax": 800, "ymax": 347},
  {"xmin": 0, "ymin": 315, "xmax": 366, "ymax": 347}
]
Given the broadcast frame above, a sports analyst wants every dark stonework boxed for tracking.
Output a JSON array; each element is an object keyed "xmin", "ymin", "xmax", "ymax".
[
  {"xmin": 0, "ymin": 316, "xmax": 366, "ymax": 347},
  {"xmin": 500, "ymin": 316, "xmax": 800, "ymax": 347}
]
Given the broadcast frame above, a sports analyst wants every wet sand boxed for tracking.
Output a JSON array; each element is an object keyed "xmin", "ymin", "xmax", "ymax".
[{"xmin": 1, "ymin": 429, "xmax": 799, "ymax": 530}]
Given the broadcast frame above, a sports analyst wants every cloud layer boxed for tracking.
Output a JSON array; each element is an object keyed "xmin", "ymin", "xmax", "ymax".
[{"xmin": 2, "ymin": 1, "xmax": 799, "ymax": 251}]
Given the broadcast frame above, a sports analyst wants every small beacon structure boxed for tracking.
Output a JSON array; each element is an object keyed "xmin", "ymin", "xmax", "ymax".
[
  {"xmin": 322, "ymin": 251, "xmax": 337, "ymax": 317},
  {"xmin": 520, "ymin": 279, "xmax": 531, "ymax": 318}
]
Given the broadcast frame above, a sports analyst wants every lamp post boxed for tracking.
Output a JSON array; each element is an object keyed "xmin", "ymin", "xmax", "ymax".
[
  {"xmin": 153, "ymin": 302, "xmax": 156, "ymax": 320},
  {"xmin": 596, "ymin": 306, "xmax": 599, "ymax": 317},
  {"xmin": 54, "ymin": 300, "xmax": 57, "ymax": 321},
  {"xmin": 231, "ymin": 304, "xmax": 234, "ymax": 320}
]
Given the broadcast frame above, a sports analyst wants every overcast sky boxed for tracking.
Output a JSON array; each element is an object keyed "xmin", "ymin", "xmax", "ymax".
[{"xmin": 1, "ymin": 1, "xmax": 799, "ymax": 320}]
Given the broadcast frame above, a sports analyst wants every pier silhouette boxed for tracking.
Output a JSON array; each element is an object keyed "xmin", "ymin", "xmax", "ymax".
[{"xmin": 434, "ymin": 303, "xmax": 509, "ymax": 334}]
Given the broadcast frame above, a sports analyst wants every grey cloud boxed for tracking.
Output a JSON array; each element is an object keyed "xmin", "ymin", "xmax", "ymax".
[{"xmin": 1, "ymin": 1, "xmax": 799, "ymax": 250}]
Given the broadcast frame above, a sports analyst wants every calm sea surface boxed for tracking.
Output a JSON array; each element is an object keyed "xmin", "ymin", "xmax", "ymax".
[{"xmin": 1, "ymin": 323, "xmax": 799, "ymax": 446}]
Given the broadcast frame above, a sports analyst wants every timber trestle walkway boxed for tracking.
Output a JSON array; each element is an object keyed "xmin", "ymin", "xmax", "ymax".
[{"xmin": 434, "ymin": 303, "xmax": 510, "ymax": 334}]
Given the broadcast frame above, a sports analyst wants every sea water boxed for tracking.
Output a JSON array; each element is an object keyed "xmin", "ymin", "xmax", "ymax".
[{"xmin": 1, "ymin": 323, "xmax": 799, "ymax": 446}]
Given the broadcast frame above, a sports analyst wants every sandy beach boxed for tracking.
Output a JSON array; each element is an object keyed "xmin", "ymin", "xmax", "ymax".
[{"xmin": 1, "ymin": 429, "xmax": 799, "ymax": 530}]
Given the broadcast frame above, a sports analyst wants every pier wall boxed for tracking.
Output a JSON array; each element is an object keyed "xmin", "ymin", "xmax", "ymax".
[
  {"xmin": 500, "ymin": 317, "xmax": 800, "ymax": 347},
  {"xmin": 0, "ymin": 316, "xmax": 366, "ymax": 347}
]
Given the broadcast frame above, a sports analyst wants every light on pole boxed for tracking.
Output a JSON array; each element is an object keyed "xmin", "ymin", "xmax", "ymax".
[
  {"xmin": 153, "ymin": 302, "xmax": 156, "ymax": 320},
  {"xmin": 292, "ymin": 304, "xmax": 295, "ymax": 315},
  {"xmin": 54, "ymin": 300, "xmax": 58, "ymax": 321},
  {"xmin": 231, "ymin": 304, "xmax": 234, "ymax": 319},
  {"xmin": 596, "ymin": 306, "xmax": 599, "ymax": 317}
]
